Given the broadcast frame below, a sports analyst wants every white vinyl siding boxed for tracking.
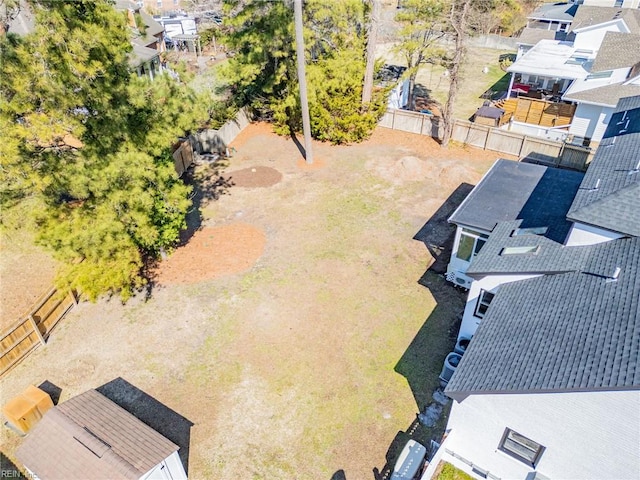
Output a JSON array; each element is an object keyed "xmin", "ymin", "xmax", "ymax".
[{"xmin": 443, "ymin": 391, "xmax": 640, "ymax": 480}]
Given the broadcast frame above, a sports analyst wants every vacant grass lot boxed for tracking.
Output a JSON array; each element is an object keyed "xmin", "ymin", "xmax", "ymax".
[{"xmin": 0, "ymin": 124, "xmax": 503, "ymax": 479}]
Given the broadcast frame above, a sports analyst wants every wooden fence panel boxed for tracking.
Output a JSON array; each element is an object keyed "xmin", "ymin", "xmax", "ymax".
[
  {"xmin": 521, "ymin": 136, "xmax": 563, "ymax": 159},
  {"xmin": 559, "ymin": 145, "xmax": 592, "ymax": 171},
  {"xmin": 379, "ymin": 110, "xmax": 395, "ymax": 129},
  {"xmin": 485, "ymin": 129, "xmax": 524, "ymax": 156},
  {"xmin": 0, "ymin": 288, "xmax": 76, "ymax": 378}
]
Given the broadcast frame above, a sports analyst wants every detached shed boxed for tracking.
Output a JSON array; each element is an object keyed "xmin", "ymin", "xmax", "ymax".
[
  {"xmin": 16, "ymin": 389, "xmax": 187, "ymax": 480},
  {"xmin": 472, "ymin": 104, "xmax": 505, "ymax": 127}
]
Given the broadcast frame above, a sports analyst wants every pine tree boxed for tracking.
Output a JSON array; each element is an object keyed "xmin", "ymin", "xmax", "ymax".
[{"xmin": 0, "ymin": 0, "xmax": 208, "ymax": 300}]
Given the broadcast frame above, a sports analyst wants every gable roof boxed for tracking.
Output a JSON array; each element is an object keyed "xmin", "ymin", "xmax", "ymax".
[
  {"xmin": 562, "ymin": 81, "xmax": 640, "ymax": 107},
  {"xmin": 570, "ymin": 6, "xmax": 640, "ymax": 33},
  {"xmin": 448, "ymin": 159, "xmax": 584, "ymax": 239},
  {"xmin": 446, "ymin": 236, "xmax": 640, "ymax": 396},
  {"xmin": 465, "ymin": 219, "xmax": 590, "ymax": 276},
  {"xmin": 16, "ymin": 389, "xmax": 178, "ymax": 480},
  {"xmin": 516, "ymin": 27, "xmax": 560, "ymax": 46},
  {"xmin": 567, "ymin": 96, "xmax": 640, "ymax": 236},
  {"xmin": 527, "ymin": 2, "xmax": 577, "ymax": 22},
  {"xmin": 591, "ymin": 32, "xmax": 640, "ymax": 72}
]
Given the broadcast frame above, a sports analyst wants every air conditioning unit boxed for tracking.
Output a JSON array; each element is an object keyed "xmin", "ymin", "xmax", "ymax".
[
  {"xmin": 439, "ymin": 352, "xmax": 462, "ymax": 386},
  {"xmin": 454, "ymin": 337, "xmax": 472, "ymax": 356}
]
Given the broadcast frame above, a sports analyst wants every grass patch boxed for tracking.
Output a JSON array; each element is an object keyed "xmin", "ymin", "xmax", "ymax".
[{"xmin": 434, "ymin": 461, "xmax": 475, "ymax": 480}]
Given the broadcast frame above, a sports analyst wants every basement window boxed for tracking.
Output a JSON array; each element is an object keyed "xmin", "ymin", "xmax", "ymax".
[
  {"xmin": 501, "ymin": 245, "xmax": 540, "ymax": 255},
  {"xmin": 499, "ymin": 428, "xmax": 545, "ymax": 467}
]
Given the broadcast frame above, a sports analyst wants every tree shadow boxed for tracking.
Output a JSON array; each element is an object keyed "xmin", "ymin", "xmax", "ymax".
[
  {"xmin": 413, "ymin": 183, "xmax": 474, "ymax": 274},
  {"xmin": 96, "ymin": 377, "xmax": 194, "ymax": 475},
  {"xmin": 481, "ymin": 72, "xmax": 512, "ymax": 101}
]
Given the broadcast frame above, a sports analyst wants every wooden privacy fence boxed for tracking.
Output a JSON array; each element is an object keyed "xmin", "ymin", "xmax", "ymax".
[
  {"xmin": 1, "ymin": 288, "xmax": 77, "ymax": 377},
  {"xmin": 450, "ymin": 119, "xmax": 593, "ymax": 171},
  {"xmin": 379, "ymin": 109, "xmax": 444, "ymax": 139}
]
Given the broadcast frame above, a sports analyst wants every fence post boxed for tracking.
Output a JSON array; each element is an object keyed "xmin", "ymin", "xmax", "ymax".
[
  {"xmin": 29, "ymin": 314, "xmax": 46, "ymax": 347},
  {"xmin": 71, "ymin": 289, "xmax": 79, "ymax": 305}
]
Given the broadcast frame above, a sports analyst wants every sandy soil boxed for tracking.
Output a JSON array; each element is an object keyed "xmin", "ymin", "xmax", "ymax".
[{"xmin": 1, "ymin": 123, "xmax": 509, "ymax": 480}]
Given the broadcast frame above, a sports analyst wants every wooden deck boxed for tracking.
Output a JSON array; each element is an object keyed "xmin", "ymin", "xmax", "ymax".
[{"xmin": 495, "ymin": 98, "xmax": 575, "ymax": 128}]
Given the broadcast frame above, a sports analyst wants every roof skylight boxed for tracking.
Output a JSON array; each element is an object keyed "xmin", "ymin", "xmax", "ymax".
[
  {"xmin": 501, "ymin": 246, "xmax": 541, "ymax": 255},
  {"xmin": 512, "ymin": 227, "xmax": 549, "ymax": 236}
]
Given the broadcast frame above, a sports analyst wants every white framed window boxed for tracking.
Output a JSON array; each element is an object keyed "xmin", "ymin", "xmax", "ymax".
[
  {"xmin": 498, "ymin": 428, "xmax": 545, "ymax": 467},
  {"xmin": 456, "ymin": 228, "xmax": 488, "ymax": 262},
  {"xmin": 474, "ymin": 289, "xmax": 495, "ymax": 318}
]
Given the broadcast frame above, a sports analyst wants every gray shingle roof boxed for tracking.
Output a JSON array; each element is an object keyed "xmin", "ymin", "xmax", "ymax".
[
  {"xmin": 562, "ymin": 82, "xmax": 640, "ymax": 107},
  {"xmin": 527, "ymin": 2, "xmax": 577, "ymax": 22},
  {"xmin": 591, "ymin": 32, "xmax": 640, "ymax": 72},
  {"xmin": 446, "ymin": 236, "xmax": 640, "ymax": 395},
  {"xmin": 516, "ymin": 28, "xmax": 558, "ymax": 46},
  {"xmin": 567, "ymin": 98, "xmax": 640, "ymax": 236},
  {"xmin": 466, "ymin": 220, "xmax": 590, "ymax": 276},
  {"xmin": 16, "ymin": 389, "xmax": 178, "ymax": 480},
  {"xmin": 569, "ymin": 6, "xmax": 640, "ymax": 33},
  {"xmin": 448, "ymin": 159, "xmax": 584, "ymax": 236}
]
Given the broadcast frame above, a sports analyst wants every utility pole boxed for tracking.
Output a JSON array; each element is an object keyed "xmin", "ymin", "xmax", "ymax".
[{"xmin": 294, "ymin": 0, "xmax": 313, "ymax": 164}]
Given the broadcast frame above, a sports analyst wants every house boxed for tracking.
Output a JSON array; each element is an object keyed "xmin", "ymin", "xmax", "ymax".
[
  {"xmin": 423, "ymin": 95, "xmax": 640, "ymax": 479},
  {"xmin": 116, "ymin": 0, "xmax": 167, "ymax": 79},
  {"xmin": 581, "ymin": 0, "xmax": 640, "ymax": 10},
  {"xmin": 427, "ymin": 237, "xmax": 640, "ymax": 479},
  {"xmin": 15, "ymin": 389, "xmax": 187, "ymax": 480},
  {"xmin": 502, "ymin": 5, "xmax": 640, "ymax": 145},
  {"xmin": 515, "ymin": 2, "xmax": 577, "ymax": 59},
  {"xmin": 445, "ymin": 159, "xmax": 583, "ymax": 290}
]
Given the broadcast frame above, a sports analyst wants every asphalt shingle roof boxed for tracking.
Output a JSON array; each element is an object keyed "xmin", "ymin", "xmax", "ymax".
[
  {"xmin": 16, "ymin": 389, "xmax": 178, "ymax": 480},
  {"xmin": 446, "ymin": 236, "xmax": 640, "ymax": 395},
  {"xmin": 466, "ymin": 220, "xmax": 590, "ymax": 276},
  {"xmin": 567, "ymin": 97, "xmax": 640, "ymax": 236},
  {"xmin": 528, "ymin": 2, "xmax": 577, "ymax": 22},
  {"xmin": 591, "ymin": 32, "xmax": 640, "ymax": 72},
  {"xmin": 448, "ymin": 159, "xmax": 584, "ymax": 237},
  {"xmin": 562, "ymin": 82, "xmax": 640, "ymax": 107},
  {"xmin": 516, "ymin": 28, "xmax": 558, "ymax": 46},
  {"xmin": 569, "ymin": 6, "xmax": 640, "ymax": 33}
]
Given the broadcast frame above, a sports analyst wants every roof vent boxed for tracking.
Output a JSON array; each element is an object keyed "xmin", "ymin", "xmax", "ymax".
[
  {"xmin": 606, "ymin": 267, "xmax": 621, "ymax": 283},
  {"xmin": 628, "ymin": 159, "xmax": 640, "ymax": 175},
  {"xmin": 585, "ymin": 178, "xmax": 601, "ymax": 191}
]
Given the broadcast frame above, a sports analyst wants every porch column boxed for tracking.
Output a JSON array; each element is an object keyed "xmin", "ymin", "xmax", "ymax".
[{"xmin": 507, "ymin": 72, "xmax": 516, "ymax": 98}]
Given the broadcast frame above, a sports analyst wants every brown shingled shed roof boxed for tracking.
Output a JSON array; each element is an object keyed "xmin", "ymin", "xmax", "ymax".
[{"xmin": 16, "ymin": 389, "xmax": 178, "ymax": 480}]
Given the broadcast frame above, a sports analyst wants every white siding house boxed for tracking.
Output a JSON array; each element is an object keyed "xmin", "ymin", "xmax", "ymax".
[{"xmin": 425, "ymin": 390, "xmax": 640, "ymax": 480}]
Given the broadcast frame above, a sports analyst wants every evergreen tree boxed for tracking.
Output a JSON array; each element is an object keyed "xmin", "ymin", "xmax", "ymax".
[
  {"xmin": 221, "ymin": 0, "xmax": 386, "ymax": 144},
  {"xmin": 0, "ymin": 0, "xmax": 208, "ymax": 300}
]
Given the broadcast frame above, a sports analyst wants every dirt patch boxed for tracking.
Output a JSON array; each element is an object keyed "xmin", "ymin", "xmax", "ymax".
[
  {"xmin": 0, "ymin": 237, "xmax": 59, "ymax": 330},
  {"xmin": 155, "ymin": 223, "xmax": 266, "ymax": 285},
  {"xmin": 226, "ymin": 166, "xmax": 282, "ymax": 188},
  {"xmin": 296, "ymin": 157, "xmax": 327, "ymax": 170}
]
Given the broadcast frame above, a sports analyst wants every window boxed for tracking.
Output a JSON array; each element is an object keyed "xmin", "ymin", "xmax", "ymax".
[
  {"xmin": 512, "ymin": 226, "xmax": 548, "ymax": 237},
  {"xmin": 586, "ymin": 71, "xmax": 613, "ymax": 80},
  {"xmin": 501, "ymin": 245, "xmax": 540, "ymax": 255},
  {"xmin": 498, "ymin": 428, "xmax": 545, "ymax": 466},
  {"xmin": 474, "ymin": 289, "xmax": 495, "ymax": 318},
  {"xmin": 456, "ymin": 228, "xmax": 488, "ymax": 262}
]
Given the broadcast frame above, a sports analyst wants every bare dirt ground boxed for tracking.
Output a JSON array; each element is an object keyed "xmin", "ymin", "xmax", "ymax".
[{"xmin": 0, "ymin": 123, "xmax": 510, "ymax": 479}]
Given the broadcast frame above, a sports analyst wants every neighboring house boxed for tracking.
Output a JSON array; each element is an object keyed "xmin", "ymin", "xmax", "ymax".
[
  {"xmin": 16, "ymin": 389, "xmax": 187, "ymax": 480},
  {"xmin": 515, "ymin": 2, "xmax": 577, "ymax": 59},
  {"xmin": 504, "ymin": 5, "xmax": 640, "ymax": 144},
  {"xmin": 581, "ymin": 0, "xmax": 640, "ymax": 9},
  {"xmin": 116, "ymin": 0, "xmax": 167, "ymax": 79},
  {"xmin": 423, "ymin": 95, "xmax": 640, "ymax": 479}
]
